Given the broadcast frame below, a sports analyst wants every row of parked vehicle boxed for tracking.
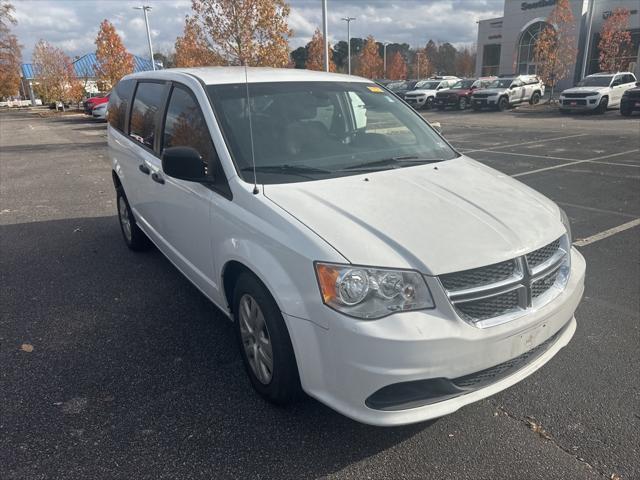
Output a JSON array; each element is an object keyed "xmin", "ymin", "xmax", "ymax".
[{"xmin": 382, "ymin": 71, "xmax": 639, "ymax": 116}]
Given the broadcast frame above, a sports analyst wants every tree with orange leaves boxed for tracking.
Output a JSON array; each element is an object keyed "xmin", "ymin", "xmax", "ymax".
[
  {"xmin": 32, "ymin": 40, "xmax": 83, "ymax": 106},
  {"xmin": 190, "ymin": 0, "xmax": 292, "ymax": 67},
  {"xmin": 386, "ymin": 51, "xmax": 406, "ymax": 80},
  {"xmin": 174, "ymin": 16, "xmax": 222, "ymax": 67},
  {"xmin": 533, "ymin": 0, "xmax": 577, "ymax": 99},
  {"xmin": 598, "ymin": 8, "xmax": 632, "ymax": 72},
  {"xmin": 305, "ymin": 28, "xmax": 336, "ymax": 71},
  {"xmin": 0, "ymin": 1, "xmax": 22, "ymax": 98},
  {"xmin": 95, "ymin": 19, "xmax": 134, "ymax": 89},
  {"xmin": 356, "ymin": 35, "xmax": 383, "ymax": 79}
]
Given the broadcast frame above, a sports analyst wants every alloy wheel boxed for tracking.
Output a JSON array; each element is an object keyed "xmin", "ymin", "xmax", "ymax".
[
  {"xmin": 238, "ymin": 294, "xmax": 273, "ymax": 385},
  {"xmin": 118, "ymin": 195, "xmax": 132, "ymax": 243}
]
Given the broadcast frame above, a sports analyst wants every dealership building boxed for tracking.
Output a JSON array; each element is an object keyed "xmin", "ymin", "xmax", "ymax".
[{"xmin": 476, "ymin": 0, "xmax": 640, "ymax": 89}]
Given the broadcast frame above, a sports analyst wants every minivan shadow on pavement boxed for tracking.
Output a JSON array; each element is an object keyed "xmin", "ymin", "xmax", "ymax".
[{"xmin": 0, "ymin": 216, "xmax": 426, "ymax": 479}]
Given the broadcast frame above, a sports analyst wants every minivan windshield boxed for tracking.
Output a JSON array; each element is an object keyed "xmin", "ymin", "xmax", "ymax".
[
  {"xmin": 207, "ymin": 81, "xmax": 458, "ymax": 184},
  {"xmin": 577, "ymin": 76, "xmax": 613, "ymax": 87},
  {"xmin": 488, "ymin": 79, "xmax": 514, "ymax": 89},
  {"xmin": 414, "ymin": 81, "xmax": 441, "ymax": 90}
]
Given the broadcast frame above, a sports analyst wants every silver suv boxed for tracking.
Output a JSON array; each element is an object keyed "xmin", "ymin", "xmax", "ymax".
[{"xmin": 471, "ymin": 75, "xmax": 545, "ymax": 111}]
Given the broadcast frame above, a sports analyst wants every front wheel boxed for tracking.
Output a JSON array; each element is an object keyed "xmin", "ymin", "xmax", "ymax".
[
  {"xmin": 596, "ymin": 97, "xmax": 608, "ymax": 114},
  {"xmin": 425, "ymin": 97, "xmax": 434, "ymax": 110},
  {"xmin": 497, "ymin": 97, "xmax": 509, "ymax": 111},
  {"xmin": 233, "ymin": 273, "xmax": 302, "ymax": 405},
  {"xmin": 458, "ymin": 97, "xmax": 468, "ymax": 110}
]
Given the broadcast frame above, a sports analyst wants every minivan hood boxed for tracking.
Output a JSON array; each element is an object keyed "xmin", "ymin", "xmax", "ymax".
[{"xmin": 264, "ymin": 157, "xmax": 564, "ymax": 275}]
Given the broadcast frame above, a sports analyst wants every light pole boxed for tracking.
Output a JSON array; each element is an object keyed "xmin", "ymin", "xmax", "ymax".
[
  {"xmin": 134, "ymin": 5, "xmax": 155, "ymax": 71},
  {"xmin": 321, "ymin": 0, "xmax": 329, "ymax": 71},
  {"xmin": 383, "ymin": 42, "xmax": 389, "ymax": 79},
  {"xmin": 341, "ymin": 17, "xmax": 356, "ymax": 75}
]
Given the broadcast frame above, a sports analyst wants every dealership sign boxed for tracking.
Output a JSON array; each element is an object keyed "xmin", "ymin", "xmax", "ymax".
[{"xmin": 521, "ymin": 0, "xmax": 556, "ymax": 10}]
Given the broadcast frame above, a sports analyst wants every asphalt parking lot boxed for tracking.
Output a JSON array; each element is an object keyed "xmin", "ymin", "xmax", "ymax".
[{"xmin": 1, "ymin": 107, "xmax": 639, "ymax": 480}]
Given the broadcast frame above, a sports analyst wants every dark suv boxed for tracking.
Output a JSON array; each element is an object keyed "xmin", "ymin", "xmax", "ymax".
[
  {"xmin": 434, "ymin": 78, "xmax": 494, "ymax": 110},
  {"xmin": 620, "ymin": 83, "xmax": 640, "ymax": 116}
]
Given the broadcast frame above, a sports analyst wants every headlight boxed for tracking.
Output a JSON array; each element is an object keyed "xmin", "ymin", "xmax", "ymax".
[
  {"xmin": 315, "ymin": 263, "xmax": 434, "ymax": 319},
  {"xmin": 559, "ymin": 207, "xmax": 572, "ymax": 244}
]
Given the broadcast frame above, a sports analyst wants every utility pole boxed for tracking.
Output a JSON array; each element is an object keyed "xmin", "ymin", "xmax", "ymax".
[
  {"xmin": 322, "ymin": 0, "xmax": 329, "ymax": 71},
  {"xmin": 383, "ymin": 42, "xmax": 389, "ymax": 79},
  {"xmin": 134, "ymin": 5, "xmax": 155, "ymax": 70},
  {"xmin": 341, "ymin": 17, "xmax": 356, "ymax": 75}
]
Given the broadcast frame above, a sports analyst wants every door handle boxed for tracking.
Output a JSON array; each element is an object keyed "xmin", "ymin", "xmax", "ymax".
[
  {"xmin": 138, "ymin": 164, "xmax": 150, "ymax": 174},
  {"xmin": 151, "ymin": 172, "xmax": 165, "ymax": 184}
]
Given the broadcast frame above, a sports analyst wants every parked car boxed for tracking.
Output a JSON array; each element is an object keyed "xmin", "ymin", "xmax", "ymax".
[
  {"xmin": 559, "ymin": 72, "xmax": 637, "ymax": 114},
  {"xmin": 471, "ymin": 75, "xmax": 544, "ymax": 111},
  {"xmin": 92, "ymin": 103, "xmax": 108, "ymax": 121},
  {"xmin": 385, "ymin": 79, "xmax": 420, "ymax": 99},
  {"xmin": 404, "ymin": 76, "xmax": 461, "ymax": 109},
  {"xmin": 620, "ymin": 82, "xmax": 640, "ymax": 116},
  {"xmin": 84, "ymin": 93, "xmax": 110, "ymax": 115},
  {"xmin": 434, "ymin": 77, "xmax": 495, "ymax": 110},
  {"xmin": 109, "ymin": 67, "xmax": 585, "ymax": 427}
]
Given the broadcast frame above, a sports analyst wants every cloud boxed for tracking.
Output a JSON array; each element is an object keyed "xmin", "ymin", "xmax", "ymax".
[{"xmin": 13, "ymin": 0, "xmax": 504, "ymax": 61}]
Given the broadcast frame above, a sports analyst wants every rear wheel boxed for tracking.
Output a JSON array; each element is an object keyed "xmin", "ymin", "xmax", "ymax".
[
  {"xmin": 233, "ymin": 273, "xmax": 302, "ymax": 405},
  {"xmin": 596, "ymin": 97, "xmax": 608, "ymax": 114},
  {"xmin": 529, "ymin": 92, "xmax": 541, "ymax": 105},
  {"xmin": 458, "ymin": 97, "xmax": 468, "ymax": 110},
  {"xmin": 116, "ymin": 188, "xmax": 151, "ymax": 251},
  {"xmin": 497, "ymin": 97, "xmax": 509, "ymax": 111}
]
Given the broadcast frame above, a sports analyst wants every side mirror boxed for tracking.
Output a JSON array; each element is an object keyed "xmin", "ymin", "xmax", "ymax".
[
  {"xmin": 161, "ymin": 146, "xmax": 209, "ymax": 183},
  {"xmin": 430, "ymin": 121, "xmax": 442, "ymax": 134}
]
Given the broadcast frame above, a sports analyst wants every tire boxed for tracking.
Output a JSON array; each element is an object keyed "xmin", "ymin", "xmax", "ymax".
[
  {"xmin": 620, "ymin": 105, "xmax": 633, "ymax": 116},
  {"xmin": 529, "ymin": 92, "xmax": 541, "ymax": 105},
  {"xmin": 233, "ymin": 272, "xmax": 302, "ymax": 405},
  {"xmin": 116, "ymin": 187, "xmax": 152, "ymax": 251},
  {"xmin": 596, "ymin": 97, "xmax": 608, "ymax": 114},
  {"xmin": 458, "ymin": 97, "xmax": 468, "ymax": 110},
  {"xmin": 497, "ymin": 97, "xmax": 509, "ymax": 111},
  {"xmin": 425, "ymin": 97, "xmax": 434, "ymax": 109}
]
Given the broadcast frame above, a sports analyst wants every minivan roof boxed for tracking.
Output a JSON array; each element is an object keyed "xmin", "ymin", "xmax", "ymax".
[{"xmin": 123, "ymin": 66, "xmax": 372, "ymax": 85}]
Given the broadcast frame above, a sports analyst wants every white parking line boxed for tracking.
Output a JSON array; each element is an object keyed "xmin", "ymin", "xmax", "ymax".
[
  {"xmin": 472, "ymin": 150, "xmax": 575, "ymax": 162},
  {"xmin": 462, "ymin": 133, "xmax": 588, "ymax": 154},
  {"xmin": 574, "ymin": 219, "xmax": 640, "ymax": 247},
  {"xmin": 511, "ymin": 149, "xmax": 640, "ymax": 177},
  {"xmin": 557, "ymin": 202, "xmax": 638, "ymax": 219}
]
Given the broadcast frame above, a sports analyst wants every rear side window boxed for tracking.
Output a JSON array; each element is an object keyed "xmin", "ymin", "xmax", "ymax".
[
  {"xmin": 130, "ymin": 82, "xmax": 166, "ymax": 149},
  {"xmin": 108, "ymin": 79, "xmax": 135, "ymax": 132},
  {"xmin": 623, "ymin": 74, "xmax": 635, "ymax": 84},
  {"xmin": 162, "ymin": 86, "xmax": 217, "ymax": 169}
]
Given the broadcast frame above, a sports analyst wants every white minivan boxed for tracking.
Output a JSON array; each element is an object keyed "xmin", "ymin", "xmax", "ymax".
[{"xmin": 108, "ymin": 67, "xmax": 585, "ymax": 426}]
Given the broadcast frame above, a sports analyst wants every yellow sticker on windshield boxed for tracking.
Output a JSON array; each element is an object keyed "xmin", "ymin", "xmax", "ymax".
[{"xmin": 367, "ymin": 86, "xmax": 384, "ymax": 93}]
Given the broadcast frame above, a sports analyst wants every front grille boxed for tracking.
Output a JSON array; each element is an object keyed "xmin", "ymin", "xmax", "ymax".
[
  {"xmin": 562, "ymin": 99, "xmax": 587, "ymax": 106},
  {"xmin": 473, "ymin": 93, "xmax": 490, "ymax": 98},
  {"xmin": 440, "ymin": 236, "xmax": 568, "ymax": 327},
  {"xmin": 563, "ymin": 92, "xmax": 594, "ymax": 98},
  {"xmin": 531, "ymin": 268, "xmax": 560, "ymax": 298},
  {"xmin": 455, "ymin": 289, "xmax": 520, "ymax": 322},
  {"xmin": 440, "ymin": 260, "xmax": 516, "ymax": 291},
  {"xmin": 526, "ymin": 239, "xmax": 560, "ymax": 268}
]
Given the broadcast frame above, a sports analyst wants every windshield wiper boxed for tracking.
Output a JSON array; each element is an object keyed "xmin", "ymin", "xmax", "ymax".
[
  {"xmin": 343, "ymin": 156, "xmax": 443, "ymax": 171},
  {"xmin": 240, "ymin": 164, "xmax": 332, "ymax": 174}
]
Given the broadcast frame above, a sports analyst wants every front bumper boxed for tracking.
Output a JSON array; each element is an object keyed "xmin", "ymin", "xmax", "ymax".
[
  {"xmin": 285, "ymin": 248, "xmax": 585, "ymax": 426},
  {"xmin": 472, "ymin": 97, "xmax": 498, "ymax": 108},
  {"xmin": 559, "ymin": 97, "xmax": 599, "ymax": 110},
  {"xmin": 434, "ymin": 97, "xmax": 460, "ymax": 107},
  {"xmin": 405, "ymin": 96, "xmax": 427, "ymax": 108}
]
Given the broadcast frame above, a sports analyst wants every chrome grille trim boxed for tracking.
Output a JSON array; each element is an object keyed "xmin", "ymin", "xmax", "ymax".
[{"xmin": 439, "ymin": 236, "xmax": 570, "ymax": 328}]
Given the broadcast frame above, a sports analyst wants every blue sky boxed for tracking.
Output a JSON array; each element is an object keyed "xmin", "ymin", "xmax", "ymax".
[{"xmin": 13, "ymin": 0, "xmax": 504, "ymax": 61}]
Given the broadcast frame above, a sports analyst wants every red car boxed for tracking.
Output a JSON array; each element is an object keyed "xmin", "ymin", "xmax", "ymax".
[
  {"xmin": 434, "ymin": 78, "xmax": 495, "ymax": 110},
  {"xmin": 84, "ymin": 93, "xmax": 110, "ymax": 115}
]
